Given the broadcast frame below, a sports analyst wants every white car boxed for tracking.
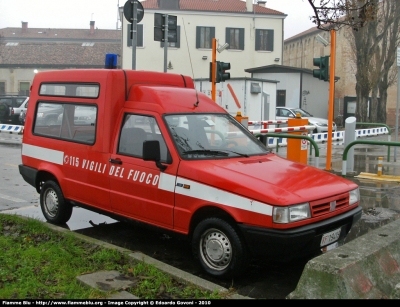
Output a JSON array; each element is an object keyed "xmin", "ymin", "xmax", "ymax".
[
  {"xmin": 276, "ymin": 107, "xmax": 337, "ymax": 134},
  {"xmin": 15, "ymin": 97, "xmax": 29, "ymax": 125}
]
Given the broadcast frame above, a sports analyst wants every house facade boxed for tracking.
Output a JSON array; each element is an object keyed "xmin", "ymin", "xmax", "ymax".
[{"xmin": 120, "ymin": 0, "xmax": 286, "ymax": 79}]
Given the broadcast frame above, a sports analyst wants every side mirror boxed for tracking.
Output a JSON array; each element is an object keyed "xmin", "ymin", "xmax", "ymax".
[{"xmin": 143, "ymin": 140, "xmax": 167, "ymax": 171}]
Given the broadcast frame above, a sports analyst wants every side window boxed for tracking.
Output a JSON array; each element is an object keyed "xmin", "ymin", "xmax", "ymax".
[
  {"xmin": 19, "ymin": 81, "xmax": 30, "ymax": 96},
  {"xmin": 118, "ymin": 114, "xmax": 170, "ymax": 163},
  {"xmin": 160, "ymin": 26, "xmax": 181, "ymax": 48},
  {"xmin": 15, "ymin": 98, "xmax": 26, "ymax": 107},
  {"xmin": 196, "ymin": 26, "xmax": 215, "ymax": 49},
  {"xmin": 225, "ymin": 28, "xmax": 244, "ymax": 50},
  {"xmin": 255, "ymin": 29, "xmax": 274, "ymax": 51},
  {"xmin": 127, "ymin": 24, "xmax": 144, "ymax": 47},
  {"xmin": 33, "ymin": 102, "xmax": 97, "ymax": 144},
  {"xmin": 276, "ymin": 90, "xmax": 286, "ymax": 107}
]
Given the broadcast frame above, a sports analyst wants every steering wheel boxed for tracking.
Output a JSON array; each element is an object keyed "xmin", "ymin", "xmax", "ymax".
[{"xmin": 222, "ymin": 140, "xmax": 238, "ymax": 148}]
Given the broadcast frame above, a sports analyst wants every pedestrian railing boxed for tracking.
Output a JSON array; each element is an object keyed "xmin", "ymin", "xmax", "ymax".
[
  {"xmin": 255, "ymin": 132, "xmax": 320, "ymax": 168},
  {"xmin": 341, "ymin": 140, "xmax": 400, "ymax": 177}
]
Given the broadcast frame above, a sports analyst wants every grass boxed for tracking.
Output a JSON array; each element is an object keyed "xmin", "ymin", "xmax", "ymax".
[{"xmin": 0, "ymin": 213, "xmax": 230, "ymax": 300}]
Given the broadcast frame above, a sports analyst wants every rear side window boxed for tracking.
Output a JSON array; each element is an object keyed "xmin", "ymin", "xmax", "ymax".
[
  {"xmin": 33, "ymin": 102, "xmax": 97, "ymax": 145},
  {"xmin": 39, "ymin": 83, "xmax": 99, "ymax": 98}
]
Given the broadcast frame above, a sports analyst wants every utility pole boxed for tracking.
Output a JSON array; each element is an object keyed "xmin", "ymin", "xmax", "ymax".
[
  {"xmin": 163, "ymin": 14, "xmax": 169, "ymax": 72},
  {"xmin": 211, "ymin": 38, "xmax": 217, "ymax": 102},
  {"xmin": 131, "ymin": 0, "xmax": 137, "ymax": 70},
  {"xmin": 326, "ymin": 29, "xmax": 336, "ymax": 171}
]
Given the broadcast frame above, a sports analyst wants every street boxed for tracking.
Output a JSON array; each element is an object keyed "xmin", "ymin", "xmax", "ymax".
[{"xmin": 1, "ymin": 132, "xmax": 400, "ymax": 298}]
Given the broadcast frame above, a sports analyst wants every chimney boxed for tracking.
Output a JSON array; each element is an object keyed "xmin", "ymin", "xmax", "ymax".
[
  {"xmin": 158, "ymin": 0, "xmax": 180, "ymax": 9},
  {"xmin": 22, "ymin": 21, "xmax": 28, "ymax": 33},
  {"xmin": 90, "ymin": 21, "xmax": 95, "ymax": 35},
  {"xmin": 257, "ymin": 1, "xmax": 267, "ymax": 7},
  {"xmin": 246, "ymin": 0, "xmax": 253, "ymax": 12}
]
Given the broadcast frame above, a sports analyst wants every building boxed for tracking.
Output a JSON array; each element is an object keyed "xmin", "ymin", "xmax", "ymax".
[
  {"xmin": 0, "ymin": 21, "xmax": 121, "ymax": 95},
  {"xmin": 283, "ymin": 24, "xmax": 398, "ymax": 127},
  {"xmin": 120, "ymin": 0, "xmax": 286, "ymax": 79},
  {"xmin": 245, "ymin": 65, "xmax": 330, "ymax": 119}
]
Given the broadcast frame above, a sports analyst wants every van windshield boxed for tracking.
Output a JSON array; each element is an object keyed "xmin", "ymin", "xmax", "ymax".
[{"xmin": 165, "ymin": 113, "xmax": 269, "ymax": 159}]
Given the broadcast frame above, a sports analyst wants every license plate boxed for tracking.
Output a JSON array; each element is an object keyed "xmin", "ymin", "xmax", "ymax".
[
  {"xmin": 320, "ymin": 228, "xmax": 341, "ymax": 247},
  {"xmin": 321, "ymin": 241, "xmax": 339, "ymax": 253}
]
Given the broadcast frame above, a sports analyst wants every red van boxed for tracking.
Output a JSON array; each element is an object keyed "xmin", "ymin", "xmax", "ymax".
[{"xmin": 19, "ymin": 69, "xmax": 362, "ymax": 278}]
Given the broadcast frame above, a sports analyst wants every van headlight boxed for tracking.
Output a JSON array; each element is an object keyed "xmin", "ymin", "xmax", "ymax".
[
  {"xmin": 273, "ymin": 203, "xmax": 310, "ymax": 224},
  {"xmin": 349, "ymin": 188, "xmax": 360, "ymax": 205}
]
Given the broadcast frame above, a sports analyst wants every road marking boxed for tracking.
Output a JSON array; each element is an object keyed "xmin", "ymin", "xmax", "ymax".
[{"xmin": 0, "ymin": 193, "xmax": 26, "ymax": 202}]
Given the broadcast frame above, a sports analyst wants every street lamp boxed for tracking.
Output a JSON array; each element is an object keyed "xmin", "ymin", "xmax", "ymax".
[{"xmin": 316, "ymin": 34, "xmax": 329, "ymax": 47}]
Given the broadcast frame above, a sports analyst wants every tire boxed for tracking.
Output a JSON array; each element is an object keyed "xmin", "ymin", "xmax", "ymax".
[
  {"xmin": 192, "ymin": 217, "xmax": 249, "ymax": 278},
  {"xmin": 40, "ymin": 180, "xmax": 72, "ymax": 225}
]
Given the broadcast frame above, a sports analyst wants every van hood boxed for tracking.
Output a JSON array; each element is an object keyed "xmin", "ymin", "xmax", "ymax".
[{"xmin": 177, "ymin": 153, "xmax": 356, "ymax": 206}]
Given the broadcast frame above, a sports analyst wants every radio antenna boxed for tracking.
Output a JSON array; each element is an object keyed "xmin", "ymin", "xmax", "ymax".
[
  {"xmin": 182, "ymin": 18, "xmax": 200, "ymax": 107},
  {"xmin": 182, "ymin": 18, "xmax": 195, "ymax": 79}
]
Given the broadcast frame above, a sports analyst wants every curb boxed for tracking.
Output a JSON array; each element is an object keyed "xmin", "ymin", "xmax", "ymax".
[
  {"xmin": 287, "ymin": 218, "xmax": 400, "ymax": 299},
  {"xmin": 39, "ymin": 219, "xmax": 249, "ymax": 299}
]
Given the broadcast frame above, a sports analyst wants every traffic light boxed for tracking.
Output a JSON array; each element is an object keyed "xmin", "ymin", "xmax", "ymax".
[
  {"xmin": 313, "ymin": 56, "xmax": 330, "ymax": 81},
  {"xmin": 216, "ymin": 61, "xmax": 231, "ymax": 83}
]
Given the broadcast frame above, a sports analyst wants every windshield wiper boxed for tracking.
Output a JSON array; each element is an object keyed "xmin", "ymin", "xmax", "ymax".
[
  {"xmin": 219, "ymin": 150, "xmax": 250, "ymax": 157},
  {"xmin": 182, "ymin": 150, "xmax": 229, "ymax": 156}
]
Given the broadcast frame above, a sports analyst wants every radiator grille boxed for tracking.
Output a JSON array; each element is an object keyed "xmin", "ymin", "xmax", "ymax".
[{"xmin": 310, "ymin": 192, "xmax": 349, "ymax": 217}]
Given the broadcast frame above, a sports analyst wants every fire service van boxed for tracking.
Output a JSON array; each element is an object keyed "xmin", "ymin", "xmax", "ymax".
[{"xmin": 19, "ymin": 69, "xmax": 362, "ymax": 278}]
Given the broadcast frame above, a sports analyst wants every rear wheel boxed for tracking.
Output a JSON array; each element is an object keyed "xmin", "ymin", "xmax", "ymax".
[
  {"xmin": 192, "ymin": 217, "xmax": 249, "ymax": 278},
  {"xmin": 40, "ymin": 180, "xmax": 72, "ymax": 224}
]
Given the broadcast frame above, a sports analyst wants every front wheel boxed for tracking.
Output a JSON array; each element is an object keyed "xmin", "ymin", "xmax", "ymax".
[
  {"xmin": 192, "ymin": 217, "xmax": 249, "ymax": 278},
  {"xmin": 40, "ymin": 180, "xmax": 72, "ymax": 224}
]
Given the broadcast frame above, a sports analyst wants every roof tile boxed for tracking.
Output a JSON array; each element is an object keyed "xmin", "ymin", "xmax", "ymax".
[{"xmin": 142, "ymin": 0, "xmax": 284, "ymax": 15}]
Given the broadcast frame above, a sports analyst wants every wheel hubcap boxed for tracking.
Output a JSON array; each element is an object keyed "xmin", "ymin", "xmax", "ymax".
[
  {"xmin": 44, "ymin": 189, "xmax": 59, "ymax": 217},
  {"xmin": 200, "ymin": 228, "xmax": 232, "ymax": 271}
]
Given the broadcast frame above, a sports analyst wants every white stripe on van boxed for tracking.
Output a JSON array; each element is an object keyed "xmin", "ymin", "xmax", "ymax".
[
  {"xmin": 159, "ymin": 173, "xmax": 273, "ymax": 217},
  {"xmin": 20, "ymin": 149, "xmax": 273, "ymax": 217},
  {"xmin": 22, "ymin": 144, "xmax": 64, "ymax": 165}
]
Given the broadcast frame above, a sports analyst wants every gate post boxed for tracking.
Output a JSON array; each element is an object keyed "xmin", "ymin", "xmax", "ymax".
[
  {"xmin": 287, "ymin": 114, "xmax": 308, "ymax": 164},
  {"xmin": 344, "ymin": 116, "xmax": 356, "ymax": 173}
]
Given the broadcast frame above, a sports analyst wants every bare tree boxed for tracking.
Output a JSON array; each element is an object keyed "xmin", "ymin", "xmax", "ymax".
[
  {"xmin": 346, "ymin": 0, "xmax": 400, "ymax": 123},
  {"xmin": 375, "ymin": 1, "xmax": 400, "ymax": 124},
  {"xmin": 307, "ymin": 0, "xmax": 378, "ymax": 31},
  {"xmin": 308, "ymin": 0, "xmax": 400, "ymax": 125}
]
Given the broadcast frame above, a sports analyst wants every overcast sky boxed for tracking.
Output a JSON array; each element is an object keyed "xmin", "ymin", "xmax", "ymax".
[{"xmin": 0, "ymin": 0, "xmax": 316, "ymax": 39}]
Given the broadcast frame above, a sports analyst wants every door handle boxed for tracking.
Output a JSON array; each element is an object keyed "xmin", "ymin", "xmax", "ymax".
[{"xmin": 109, "ymin": 158, "xmax": 122, "ymax": 164}]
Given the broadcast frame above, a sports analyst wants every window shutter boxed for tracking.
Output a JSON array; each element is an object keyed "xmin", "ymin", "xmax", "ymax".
[
  {"xmin": 210, "ymin": 27, "xmax": 215, "ymax": 46},
  {"xmin": 137, "ymin": 24, "xmax": 143, "ymax": 47},
  {"xmin": 239, "ymin": 28, "xmax": 244, "ymax": 50},
  {"xmin": 267, "ymin": 30, "xmax": 274, "ymax": 51},
  {"xmin": 255, "ymin": 29, "xmax": 261, "ymax": 50},
  {"xmin": 127, "ymin": 24, "xmax": 132, "ymax": 47},
  {"xmin": 196, "ymin": 26, "xmax": 201, "ymax": 48},
  {"xmin": 225, "ymin": 28, "xmax": 230, "ymax": 49}
]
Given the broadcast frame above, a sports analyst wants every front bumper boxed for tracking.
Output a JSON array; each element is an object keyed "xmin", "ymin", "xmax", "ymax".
[{"xmin": 238, "ymin": 205, "xmax": 362, "ymax": 261}]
